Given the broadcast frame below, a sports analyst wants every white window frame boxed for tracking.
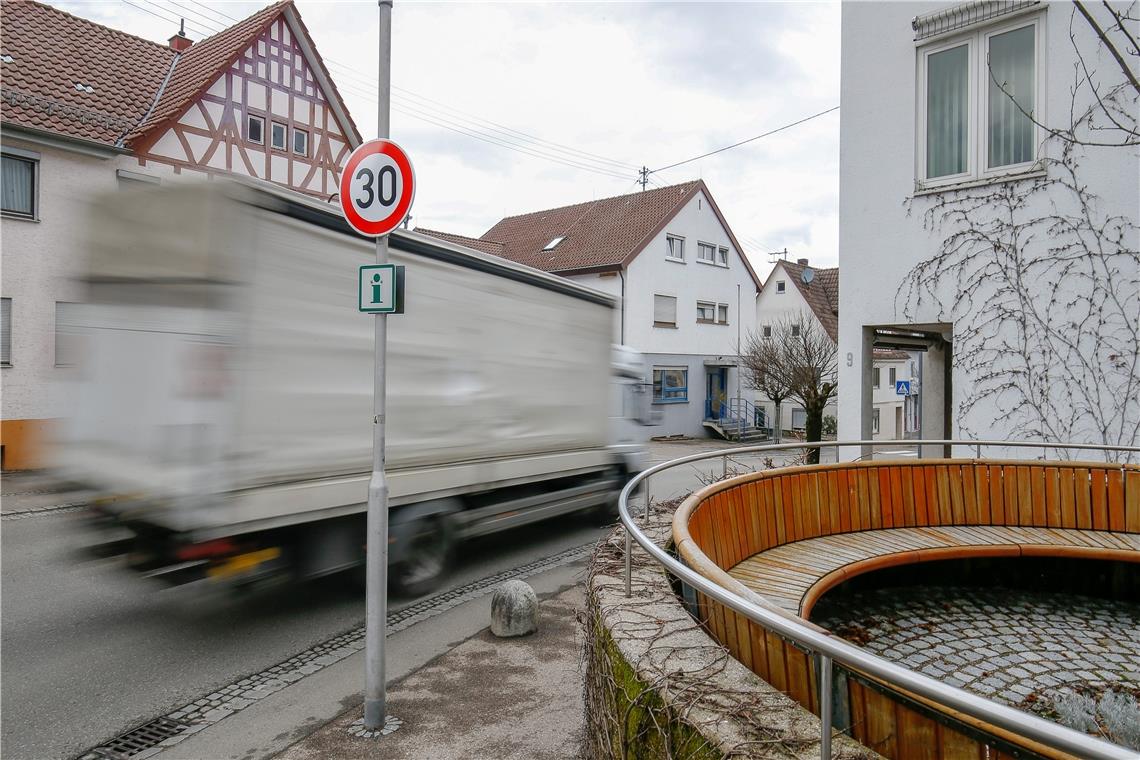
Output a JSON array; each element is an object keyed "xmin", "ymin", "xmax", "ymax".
[
  {"xmin": 653, "ymin": 294, "xmax": 677, "ymax": 327},
  {"xmin": 270, "ymin": 121, "xmax": 287, "ymax": 151},
  {"xmin": 762, "ymin": 324, "xmax": 772, "ymax": 338},
  {"xmin": 1, "ymin": 148, "xmax": 39, "ymax": 221},
  {"xmin": 696, "ymin": 301, "xmax": 716, "ymax": 323},
  {"xmin": 293, "ymin": 127, "xmax": 309, "ymax": 156},
  {"xmin": 247, "ymin": 113, "xmax": 265, "ymax": 145},
  {"xmin": 696, "ymin": 241, "xmax": 717, "ymax": 264},
  {"xmin": 665, "ymin": 234, "xmax": 685, "ymax": 262},
  {"xmin": 776, "ymin": 280, "xmax": 786, "ymax": 293},
  {"xmin": 717, "ymin": 246, "xmax": 729, "ymax": 266},
  {"xmin": 716, "ymin": 303, "xmax": 729, "ymax": 324},
  {"xmin": 916, "ymin": 13, "xmax": 1046, "ymax": 190}
]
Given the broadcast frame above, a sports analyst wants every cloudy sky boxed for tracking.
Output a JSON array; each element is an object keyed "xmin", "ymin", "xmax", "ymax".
[{"xmin": 57, "ymin": 0, "xmax": 841, "ymax": 275}]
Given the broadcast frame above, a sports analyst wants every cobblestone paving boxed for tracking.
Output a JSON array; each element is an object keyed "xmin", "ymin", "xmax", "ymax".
[{"xmin": 813, "ymin": 586, "xmax": 1140, "ymax": 705}]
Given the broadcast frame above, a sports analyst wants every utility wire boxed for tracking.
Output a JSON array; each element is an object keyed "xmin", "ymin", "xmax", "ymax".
[
  {"xmin": 650, "ymin": 106, "xmax": 839, "ymax": 174},
  {"xmin": 156, "ymin": 0, "xmax": 225, "ymax": 32},
  {"xmin": 120, "ymin": 0, "xmax": 216, "ymax": 37}
]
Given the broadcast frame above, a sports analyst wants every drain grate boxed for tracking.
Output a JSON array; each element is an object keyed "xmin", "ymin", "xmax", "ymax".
[
  {"xmin": 80, "ymin": 717, "xmax": 190, "ymax": 759},
  {"xmin": 74, "ymin": 540, "xmax": 594, "ymax": 760}
]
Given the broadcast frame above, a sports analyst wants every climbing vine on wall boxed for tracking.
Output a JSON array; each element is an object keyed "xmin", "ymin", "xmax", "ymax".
[{"xmin": 897, "ymin": 3, "xmax": 1140, "ymax": 454}]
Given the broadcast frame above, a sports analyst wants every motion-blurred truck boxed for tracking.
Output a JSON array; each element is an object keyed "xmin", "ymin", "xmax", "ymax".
[{"xmin": 58, "ymin": 180, "xmax": 651, "ymax": 595}]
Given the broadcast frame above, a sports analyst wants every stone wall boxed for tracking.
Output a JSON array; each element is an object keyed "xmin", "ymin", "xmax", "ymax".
[{"xmin": 583, "ymin": 512, "xmax": 877, "ymax": 760}]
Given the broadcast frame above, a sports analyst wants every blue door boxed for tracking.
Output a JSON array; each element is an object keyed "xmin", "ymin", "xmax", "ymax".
[{"xmin": 705, "ymin": 367, "xmax": 728, "ymax": 420}]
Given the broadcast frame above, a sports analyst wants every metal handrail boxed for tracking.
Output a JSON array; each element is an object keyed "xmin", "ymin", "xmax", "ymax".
[{"xmin": 618, "ymin": 439, "xmax": 1139, "ymax": 760}]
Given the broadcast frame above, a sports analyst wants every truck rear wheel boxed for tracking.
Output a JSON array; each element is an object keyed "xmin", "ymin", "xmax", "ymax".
[{"xmin": 390, "ymin": 515, "xmax": 453, "ymax": 597}]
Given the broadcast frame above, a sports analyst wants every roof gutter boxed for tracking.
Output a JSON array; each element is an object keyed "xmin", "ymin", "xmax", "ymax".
[
  {"xmin": 0, "ymin": 123, "xmax": 127, "ymax": 158},
  {"xmin": 118, "ymin": 53, "xmax": 180, "ymax": 148}
]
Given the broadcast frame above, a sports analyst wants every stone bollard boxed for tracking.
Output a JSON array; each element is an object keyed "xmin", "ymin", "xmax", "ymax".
[{"xmin": 490, "ymin": 580, "xmax": 538, "ymax": 637}]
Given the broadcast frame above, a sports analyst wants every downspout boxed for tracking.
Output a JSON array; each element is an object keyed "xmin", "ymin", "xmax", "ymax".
[
  {"xmin": 618, "ymin": 268, "xmax": 626, "ymax": 345},
  {"xmin": 116, "ymin": 53, "xmax": 180, "ymax": 149}
]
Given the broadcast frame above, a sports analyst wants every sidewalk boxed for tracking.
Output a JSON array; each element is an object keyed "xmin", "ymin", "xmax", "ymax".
[{"xmin": 275, "ymin": 585, "xmax": 586, "ymax": 760}]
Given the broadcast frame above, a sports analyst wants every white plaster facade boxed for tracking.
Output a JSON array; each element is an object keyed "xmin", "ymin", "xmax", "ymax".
[
  {"xmin": 838, "ymin": 1, "xmax": 1139, "ymax": 456},
  {"xmin": 567, "ymin": 188, "xmax": 760, "ymax": 437}
]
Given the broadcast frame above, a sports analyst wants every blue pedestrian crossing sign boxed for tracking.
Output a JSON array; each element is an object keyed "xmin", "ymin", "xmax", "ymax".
[{"xmin": 895, "ymin": 380, "xmax": 911, "ymax": 396}]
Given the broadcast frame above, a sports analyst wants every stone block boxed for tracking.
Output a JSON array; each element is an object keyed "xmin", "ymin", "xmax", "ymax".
[{"xmin": 490, "ymin": 580, "xmax": 538, "ymax": 638}]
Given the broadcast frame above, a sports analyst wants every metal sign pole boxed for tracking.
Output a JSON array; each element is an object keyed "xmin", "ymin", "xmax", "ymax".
[{"xmin": 363, "ymin": 0, "xmax": 393, "ymax": 732}]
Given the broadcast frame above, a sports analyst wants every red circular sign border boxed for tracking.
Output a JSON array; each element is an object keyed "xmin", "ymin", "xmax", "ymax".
[{"xmin": 339, "ymin": 139, "xmax": 415, "ymax": 237}]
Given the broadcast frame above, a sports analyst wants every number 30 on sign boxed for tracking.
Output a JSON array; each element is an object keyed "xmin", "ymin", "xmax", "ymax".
[{"xmin": 339, "ymin": 139, "xmax": 415, "ymax": 238}]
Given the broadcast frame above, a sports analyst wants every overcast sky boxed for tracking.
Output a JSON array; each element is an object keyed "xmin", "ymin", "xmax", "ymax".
[{"xmin": 57, "ymin": 1, "xmax": 841, "ymax": 276}]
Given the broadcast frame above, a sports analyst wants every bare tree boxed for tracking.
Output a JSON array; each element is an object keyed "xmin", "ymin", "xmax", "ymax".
[{"xmin": 742, "ymin": 312, "xmax": 838, "ymax": 463}]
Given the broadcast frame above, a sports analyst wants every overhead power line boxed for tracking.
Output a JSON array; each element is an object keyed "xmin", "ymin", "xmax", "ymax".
[{"xmin": 650, "ymin": 106, "xmax": 839, "ymax": 174}]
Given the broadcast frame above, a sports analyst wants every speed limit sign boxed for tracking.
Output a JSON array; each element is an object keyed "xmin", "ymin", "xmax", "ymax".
[{"xmin": 339, "ymin": 139, "xmax": 415, "ymax": 237}]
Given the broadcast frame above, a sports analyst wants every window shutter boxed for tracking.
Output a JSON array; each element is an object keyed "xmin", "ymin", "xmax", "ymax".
[
  {"xmin": 1, "ymin": 298, "xmax": 11, "ymax": 365},
  {"xmin": 653, "ymin": 295, "xmax": 676, "ymax": 324}
]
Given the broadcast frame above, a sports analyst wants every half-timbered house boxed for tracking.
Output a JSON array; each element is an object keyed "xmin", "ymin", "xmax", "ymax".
[{"xmin": 0, "ymin": 0, "xmax": 362, "ymax": 469}]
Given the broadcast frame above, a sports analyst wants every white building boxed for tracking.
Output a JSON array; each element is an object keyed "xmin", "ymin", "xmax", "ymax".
[
  {"xmin": 422, "ymin": 180, "xmax": 764, "ymax": 438},
  {"xmin": 838, "ymin": 1, "xmax": 1139, "ymax": 454},
  {"xmin": 755, "ymin": 258, "xmax": 914, "ymax": 440},
  {"xmin": 0, "ymin": 0, "xmax": 360, "ymax": 469}
]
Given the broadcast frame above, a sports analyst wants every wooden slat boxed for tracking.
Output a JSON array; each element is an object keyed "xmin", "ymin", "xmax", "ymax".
[
  {"xmin": 863, "ymin": 685, "xmax": 899, "ymax": 757},
  {"xmin": 827, "ymin": 469, "xmax": 841, "ymax": 537},
  {"xmin": 747, "ymin": 620, "xmax": 769, "ymax": 682},
  {"xmin": 1016, "ymin": 466, "xmax": 1033, "ymax": 526},
  {"xmin": 1108, "ymin": 468, "xmax": 1125, "ymax": 532},
  {"xmin": 1076, "ymin": 467, "xmax": 1093, "ymax": 529},
  {"xmin": 962, "ymin": 464, "xmax": 980, "ymax": 525},
  {"xmin": 762, "ymin": 479, "xmax": 779, "ymax": 550},
  {"xmin": 782, "ymin": 475, "xmax": 798, "ymax": 542},
  {"xmin": 1126, "ymin": 468, "xmax": 1140, "ymax": 533},
  {"xmin": 1044, "ymin": 467, "xmax": 1062, "ymax": 528},
  {"xmin": 895, "ymin": 706, "xmax": 939, "ymax": 760},
  {"xmin": 848, "ymin": 680, "xmax": 868, "ymax": 746},
  {"xmin": 974, "ymin": 465, "xmax": 992, "ymax": 525},
  {"xmin": 785, "ymin": 646, "xmax": 815, "ymax": 712},
  {"xmin": 912, "ymin": 465, "xmax": 930, "ymax": 525},
  {"xmin": 1091, "ymin": 468, "xmax": 1110, "ymax": 530},
  {"xmin": 838, "ymin": 468, "xmax": 854, "ymax": 533},
  {"xmin": 856, "ymin": 467, "xmax": 872, "ymax": 531},
  {"xmin": 901, "ymin": 466, "xmax": 917, "ymax": 526},
  {"xmin": 868, "ymin": 467, "xmax": 883, "ymax": 529},
  {"xmin": 890, "ymin": 465, "xmax": 906, "ymax": 528},
  {"xmin": 765, "ymin": 629, "xmax": 788, "ymax": 693},
  {"xmin": 1031, "ymin": 465, "xmax": 1048, "ymax": 526},
  {"xmin": 726, "ymin": 488, "xmax": 743, "ymax": 567},
  {"xmin": 1059, "ymin": 467, "xmax": 1077, "ymax": 529},
  {"xmin": 802, "ymin": 472, "xmax": 822, "ymax": 539},
  {"xmin": 989, "ymin": 464, "xmax": 1006, "ymax": 525},
  {"xmin": 940, "ymin": 724, "xmax": 984, "ymax": 759},
  {"xmin": 936, "ymin": 465, "xmax": 953, "ymax": 525},
  {"xmin": 878, "ymin": 467, "xmax": 895, "ymax": 529},
  {"xmin": 949, "ymin": 463, "xmax": 966, "ymax": 524},
  {"xmin": 733, "ymin": 606, "xmax": 753, "ymax": 672}
]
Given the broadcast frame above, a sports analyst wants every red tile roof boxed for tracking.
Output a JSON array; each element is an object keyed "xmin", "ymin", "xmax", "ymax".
[
  {"xmin": 1, "ymin": 0, "xmax": 175, "ymax": 145},
  {"xmin": 125, "ymin": 1, "xmax": 289, "ymax": 145},
  {"xmin": 415, "ymin": 228, "xmax": 506, "ymax": 257},
  {"xmin": 779, "ymin": 260, "xmax": 840, "ymax": 342},
  {"xmin": 479, "ymin": 180, "xmax": 763, "ymax": 289},
  {"xmin": 1, "ymin": 0, "xmax": 360, "ymax": 150}
]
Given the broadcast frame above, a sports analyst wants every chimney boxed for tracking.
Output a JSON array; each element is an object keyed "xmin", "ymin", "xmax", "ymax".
[
  {"xmin": 169, "ymin": 19, "xmax": 193, "ymax": 52},
  {"xmin": 797, "ymin": 257, "xmax": 809, "ymax": 266}
]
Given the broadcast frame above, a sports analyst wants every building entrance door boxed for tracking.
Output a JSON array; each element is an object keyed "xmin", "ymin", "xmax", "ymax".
[{"xmin": 705, "ymin": 367, "xmax": 728, "ymax": 420}]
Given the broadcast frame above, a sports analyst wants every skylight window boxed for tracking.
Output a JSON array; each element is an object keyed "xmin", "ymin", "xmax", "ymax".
[
  {"xmin": 1, "ymin": 54, "xmax": 15, "ymax": 63},
  {"xmin": 74, "ymin": 83, "xmax": 95, "ymax": 94},
  {"xmin": 543, "ymin": 236, "xmax": 565, "ymax": 251}
]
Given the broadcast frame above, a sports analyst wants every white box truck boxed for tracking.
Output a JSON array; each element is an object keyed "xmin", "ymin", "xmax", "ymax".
[{"xmin": 58, "ymin": 180, "xmax": 650, "ymax": 594}]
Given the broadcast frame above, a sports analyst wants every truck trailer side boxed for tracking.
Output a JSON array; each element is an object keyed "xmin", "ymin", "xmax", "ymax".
[{"xmin": 58, "ymin": 180, "xmax": 648, "ymax": 594}]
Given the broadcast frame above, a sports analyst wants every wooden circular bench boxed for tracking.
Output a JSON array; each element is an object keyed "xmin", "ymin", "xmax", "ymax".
[{"xmin": 673, "ymin": 459, "xmax": 1140, "ymax": 760}]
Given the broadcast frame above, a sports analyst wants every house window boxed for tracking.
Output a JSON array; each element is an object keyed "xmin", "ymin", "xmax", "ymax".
[
  {"xmin": 717, "ymin": 247, "xmax": 729, "ymax": 266},
  {"xmin": 791, "ymin": 408, "xmax": 807, "ymax": 430},
  {"xmin": 872, "ymin": 367, "xmax": 881, "ymax": 388},
  {"xmin": 716, "ymin": 303, "xmax": 729, "ymax": 324},
  {"xmin": 697, "ymin": 242, "xmax": 717, "ymax": 263},
  {"xmin": 293, "ymin": 128, "xmax": 308, "ymax": 156},
  {"xmin": 271, "ymin": 122, "xmax": 287, "ymax": 150},
  {"xmin": 776, "ymin": 280, "xmax": 785, "ymax": 293},
  {"xmin": 652, "ymin": 367, "xmax": 688, "ymax": 403},
  {"xmin": 872, "ymin": 408, "xmax": 881, "ymax": 434},
  {"xmin": 919, "ymin": 16, "xmax": 1041, "ymax": 185},
  {"xmin": 55, "ymin": 302, "xmax": 79, "ymax": 367},
  {"xmin": 762, "ymin": 324, "xmax": 772, "ymax": 338},
  {"xmin": 889, "ymin": 367, "xmax": 897, "ymax": 386},
  {"xmin": 653, "ymin": 294, "xmax": 677, "ymax": 327},
  {"xmin": 696, "ymin": 301, "xmax": 716, "ymax": 323},
  {"xmin": 247, "ymin": 114, "xmax": 265, "ymax": 144},
  {"xmin": 1, "ymin": 298, "xmax": 11, "ymax": 366},
  {"xmin": 543, "ymin": 236, "xmax": 565, "ymax": 251},
  {"xmin": 791, "ymin": 324, "xmax": 800, "ymax": 337},
  {"xmin": 666, "ymin": 235, "xmax": 685, "ymax": 261},
  {"xmin": 2, "ymin": 152, "xmax": 37, "ymax": 219}
]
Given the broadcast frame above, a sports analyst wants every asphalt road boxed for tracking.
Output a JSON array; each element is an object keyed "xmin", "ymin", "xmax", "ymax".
[{"xmin": 0, "ymin": 505, "xmax": 611, "ymax": 760}]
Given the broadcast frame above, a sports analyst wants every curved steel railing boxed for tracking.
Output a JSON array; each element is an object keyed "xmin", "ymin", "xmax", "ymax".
[{"xmin": 617, "ymin": 439, "xmax": 1139, "ymax": 760}]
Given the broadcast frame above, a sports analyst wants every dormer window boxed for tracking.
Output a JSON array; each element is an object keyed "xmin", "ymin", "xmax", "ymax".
[{"xmin": 543, "ymin": 236, "xmax": 565, "ymax": 251}]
